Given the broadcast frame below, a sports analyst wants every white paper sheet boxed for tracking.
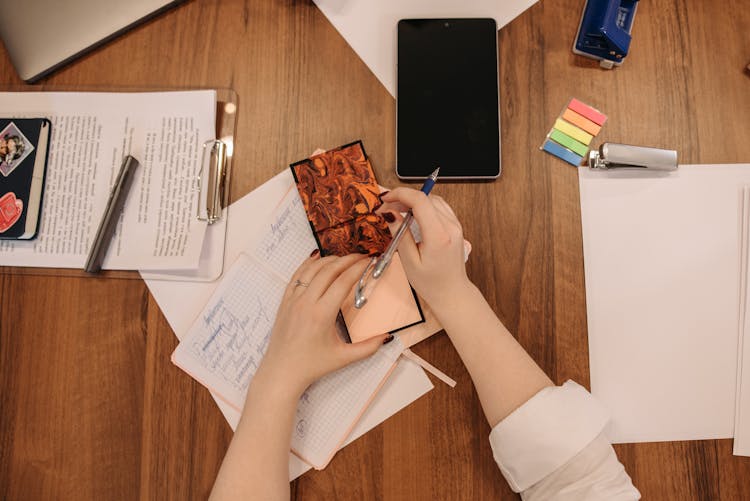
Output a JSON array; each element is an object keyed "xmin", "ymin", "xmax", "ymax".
[
  {"xmin": 579, "ymin": 164, "xmax": 750, "ymax": 443},
  {"xmin": 144, "ymin": 170, "xmax": 433, "ymax": 476},
  {"xmin": 313, "ymin": 0, "xmax": 537, "ymax": 96},
  {"xmin": 733, "ymin": 187, "xmax": 750, "ymax": 456},
  {"xmin": 0, "ymin": 91, "xmax": 214, "ymax": 270}
]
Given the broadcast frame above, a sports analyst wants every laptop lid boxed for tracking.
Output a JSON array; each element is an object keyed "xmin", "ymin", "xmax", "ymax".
[{"xmin": 0, "ymin": 0, "xmax": 184, "ymax": 82}]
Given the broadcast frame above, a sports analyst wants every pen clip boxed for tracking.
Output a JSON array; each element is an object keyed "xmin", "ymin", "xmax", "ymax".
[{"xmin": 196, "ymin": 139, "xmax": 227, "ymax": 224}]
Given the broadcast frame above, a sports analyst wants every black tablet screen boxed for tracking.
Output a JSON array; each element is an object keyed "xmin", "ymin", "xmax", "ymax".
[{"xmin": 397, "ymin": 18, "xmax": 500, "ymax": 179}]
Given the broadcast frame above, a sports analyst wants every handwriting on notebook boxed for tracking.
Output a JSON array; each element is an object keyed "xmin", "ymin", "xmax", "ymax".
[
  {"xmin": 195, "ymin": 295, "xmax": 273, "ymax": 388},
  {"xmin": 172, "ymin": 250, "xmax": 405, "ymax": 470},
  {"xmin": 172, "ymin": 253, "xmax": 285, "ymax": 404},
  {"xmin": 254, "ymin": 188, "xmax": 317, "ymax": 281}
]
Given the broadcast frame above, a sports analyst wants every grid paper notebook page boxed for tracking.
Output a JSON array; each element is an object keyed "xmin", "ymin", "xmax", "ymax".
[
  {"xmin": 172, "ymin": 252, "xmax": 405, "ymax": 469},
  {"xmin": 292, "ymin": 335, "xmax": 403, "ymax": 468},
  {"xmin": 171, "ymin": 253, "xmax": 284, "ymax": 406},
  {"xmin": 252, "ymin": 187, "xmax": 316, "ymax": 281}
]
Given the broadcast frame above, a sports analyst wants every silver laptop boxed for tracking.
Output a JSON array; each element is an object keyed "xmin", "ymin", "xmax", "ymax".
[{"xmin": 0, "ymin": 0, "xmax": 184, "ymax": 82}]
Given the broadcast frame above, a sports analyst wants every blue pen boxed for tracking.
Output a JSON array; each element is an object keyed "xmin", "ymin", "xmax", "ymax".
[{"xmin": 354, "ymin": 167, "xmax": 440, "ymax": 308}]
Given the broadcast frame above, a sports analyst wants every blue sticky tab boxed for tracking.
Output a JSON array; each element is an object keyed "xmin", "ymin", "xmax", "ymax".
[{"xmin": 542, "ymin": 139, "xmax": 584, "ymax": 166}]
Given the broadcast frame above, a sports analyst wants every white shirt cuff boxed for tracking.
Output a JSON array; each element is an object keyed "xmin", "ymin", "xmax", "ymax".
[{"xmin": 489, "ymin": 380, "xmax": 610, "ymax": 492}]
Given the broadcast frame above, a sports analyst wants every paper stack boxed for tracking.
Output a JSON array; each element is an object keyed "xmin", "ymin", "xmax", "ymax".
[
  {"xmin": 734, "ymin": 187, "xmax": 750, "ymax": 456},
  {"xmin": 579, "ymin": 164, "xmax": 750, "ymax": 455}
]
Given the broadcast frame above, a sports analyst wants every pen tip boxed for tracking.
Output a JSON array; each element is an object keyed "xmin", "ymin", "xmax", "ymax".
[{"xmin": 430, "ymin": 167, "xmax": 440, "ymax": 179}]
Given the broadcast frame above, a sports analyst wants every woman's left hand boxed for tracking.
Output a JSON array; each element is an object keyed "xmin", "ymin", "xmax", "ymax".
[{"xmin": 255, "ymin": 251, "xmax": 393, "ymax": 397}]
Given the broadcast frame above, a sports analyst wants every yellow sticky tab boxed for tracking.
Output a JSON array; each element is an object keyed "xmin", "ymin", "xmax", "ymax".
[{"xmin": 554, "ymin": 118, "xmax": 593, "ymax": 145}]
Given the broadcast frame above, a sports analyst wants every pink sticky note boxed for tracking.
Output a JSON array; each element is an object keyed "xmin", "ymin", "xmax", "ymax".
[
  {"xmin": 341, "ymin": 252, "xmax": 423, "ymax": 343},
  {"xmin": 568, "ymin": 98, "xmax": 607, "ymax": 126}
]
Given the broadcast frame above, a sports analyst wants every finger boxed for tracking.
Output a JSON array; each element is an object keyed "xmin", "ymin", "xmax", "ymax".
[
  {"xmin": 318, "ymin": 257, "xmax": 372, "ymax": 310},
  {"xmin": 305, "ymin": 253, "xmax": 368, "ymax": 301},
  {"xmin": 431, "ymin": 195, "xmax": 459, "ymax": 221},
  {"xmin": 337, "ymin": 333, "xmax": 392, "ymax": 366},
  {"xmin": 376, "ymin": 200, "xmax": 410, "ymax": 215},
  {"xmin": 284, "ymin": 251, "xmax": 329, "ymax": 299},
  {"xmin": 431, "ymin": 197, "xmax": 463, "ymax": 235},
  {"xmin": 380, "ymin": 188, "xmax": 448, "ymax": 245},
  {"xmin": 383, "ymin": 210, "xmax": 421, "ymax": 270}
]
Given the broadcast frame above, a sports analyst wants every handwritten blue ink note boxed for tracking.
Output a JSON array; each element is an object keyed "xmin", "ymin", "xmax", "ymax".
[
  {"xmin": 172, "ymin": 253, "xmax": 285, "ymax": 405},
  {"xmin": 253, "ymin": 188, "xmax": 317, "ymax": 281}
]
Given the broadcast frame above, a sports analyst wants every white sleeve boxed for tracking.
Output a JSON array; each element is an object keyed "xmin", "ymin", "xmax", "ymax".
[{"xmin": 488, "ymin": 381, "xmax": 640, "ymax": 500}]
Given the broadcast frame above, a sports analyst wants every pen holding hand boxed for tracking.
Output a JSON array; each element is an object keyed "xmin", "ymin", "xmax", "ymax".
[
  {"xmin": 378, "ymin": 188, "xmax": 470, "ymax": 310},
  {"xmin": 354, "ymin": 169, "xmax": 439, "ymax": 308}
]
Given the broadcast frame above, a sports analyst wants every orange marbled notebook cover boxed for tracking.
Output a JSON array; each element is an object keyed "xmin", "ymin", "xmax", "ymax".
[{"xmin": 290, "ymin": 140, "xmax": 391, "ymax": 257}]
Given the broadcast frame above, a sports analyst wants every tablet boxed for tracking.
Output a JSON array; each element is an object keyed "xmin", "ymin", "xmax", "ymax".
[{"xmin": 397, "ymin": 18, "xmax": 501, "ymax": 180}]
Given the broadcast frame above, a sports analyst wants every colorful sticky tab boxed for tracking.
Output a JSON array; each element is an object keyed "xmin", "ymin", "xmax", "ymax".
[
  {"xmin": 549, "ymin": 129, "xmax": 589, "ymax": 156},
  {"xmin": 554, "ymin": 118, "xmax": 593, "ymax": 145},
  {"xmin": 562, "ymin": 108, "xmax": 602, "ymax": 135},
  {"xmin": 541, "ymin": 98, "xmax": 606, "ymax": 167},
  {"xmin": 542, "ymin": 139, "xmax": 583, "ymax": 166},
  {"xmin": 568, "ymin": 98, "xmax": 607, "ymax": 126}
]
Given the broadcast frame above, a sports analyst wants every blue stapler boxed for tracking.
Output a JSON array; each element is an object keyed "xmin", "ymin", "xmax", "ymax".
[{"xmin": 573, "ymin": 0, "xmax": 639, "ymax": 69}]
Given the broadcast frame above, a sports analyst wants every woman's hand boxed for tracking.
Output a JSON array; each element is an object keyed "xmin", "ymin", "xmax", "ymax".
[
  {"xmin": 379, "ymin": 188, "xmax": 472, "ymax": 309},
  {"xmin": 255, "ymin": 252, "xmax": 393, "ymax": 398}
]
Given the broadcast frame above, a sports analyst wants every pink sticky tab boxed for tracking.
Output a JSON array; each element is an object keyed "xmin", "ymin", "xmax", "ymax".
[{"xmin": 568, "ymin": 98, "xmax": 607, "ymax": 126}]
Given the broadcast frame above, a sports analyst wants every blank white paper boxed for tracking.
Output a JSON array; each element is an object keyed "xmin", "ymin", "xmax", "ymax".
[
  {"xmin": 579, "ymin": 164, "xmax": 750, "ymax": 443},
  {"xmin": 313, "ymin": 0, "xmax": 537, "ymax": 97}
]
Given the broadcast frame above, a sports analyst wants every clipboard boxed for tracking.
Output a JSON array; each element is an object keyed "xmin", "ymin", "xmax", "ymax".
[{"xmin": 0, "ymin": 86, "xmax": 237, "ymax": 282}]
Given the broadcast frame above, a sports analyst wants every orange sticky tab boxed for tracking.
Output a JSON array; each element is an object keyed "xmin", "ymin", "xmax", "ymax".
[{"xmin": 562, "ymin": 108, "xmax": 602, "ymax": 136}]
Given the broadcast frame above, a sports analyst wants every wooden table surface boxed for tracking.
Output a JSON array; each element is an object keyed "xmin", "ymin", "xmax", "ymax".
[{"xmin": 2, "ymin": 0, "xmax": 749, "ymax": 499}]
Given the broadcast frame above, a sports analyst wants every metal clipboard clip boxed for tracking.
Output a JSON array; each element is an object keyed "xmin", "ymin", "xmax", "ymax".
[
  {"xmin": 587, "ymin": 143, "xmax": 678, "ymax": 171},
  {"xmin": 196, "ymin": 139, "xmax": 228, "ymax": 224}
]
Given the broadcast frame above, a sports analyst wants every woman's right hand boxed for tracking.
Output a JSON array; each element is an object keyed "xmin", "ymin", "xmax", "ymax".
[{"xmin": 379, "ymin": 188, "xmax": 472, "ymax": 308}]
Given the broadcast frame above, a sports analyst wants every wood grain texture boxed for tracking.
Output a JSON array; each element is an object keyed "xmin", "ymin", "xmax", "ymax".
[{"xmin": 1, "ymin": 0, "xmax": 750, "ymax": 499}]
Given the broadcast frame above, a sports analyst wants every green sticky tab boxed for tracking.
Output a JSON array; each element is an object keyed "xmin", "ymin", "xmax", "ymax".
[
  {"xmin": 549, "ymin": 129, "xmax": 589, "ymax": 156},
  {"xmin": 553, "ymin": 118, "xmax": 593, "ymax": 145}
]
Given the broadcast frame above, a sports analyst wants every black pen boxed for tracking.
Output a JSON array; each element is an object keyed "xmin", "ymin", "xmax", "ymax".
[{"xmin": 84, "ymin": 155, "xmax": 139, "ymax": 273}]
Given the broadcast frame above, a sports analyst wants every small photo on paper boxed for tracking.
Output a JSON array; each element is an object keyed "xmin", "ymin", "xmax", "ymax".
[{"xmin": 0, "ymin": 122, "xmax": 35, "ymax": 177}]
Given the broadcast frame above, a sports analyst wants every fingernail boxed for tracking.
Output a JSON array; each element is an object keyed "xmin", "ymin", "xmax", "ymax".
[
  {"xmin": 382, "ymin": 212, "xmax": 396, "ymax": 223},
  {"xmin": 310, "ymin": 249, "xmax": 320, "ymax": 257},
  {"xmin": 378, "ymin": 190, "xmax": 390, "ymax": 200},
  {"xmin": 383, "ymin": 334, "xmax": 394, "ymax": 345}
]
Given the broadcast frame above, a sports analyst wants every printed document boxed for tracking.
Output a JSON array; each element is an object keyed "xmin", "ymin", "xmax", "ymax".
[{"xmin": 0, "ymin": 91, "xmax": 214, "ymax": 270}]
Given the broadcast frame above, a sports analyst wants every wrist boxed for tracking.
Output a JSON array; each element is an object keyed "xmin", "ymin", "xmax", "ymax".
[
  {"xmin": 247, "ymin": 361, "xmax": 306, "ymax": 408},
  {"xmin": 429, "ymin": 281, "xmax": 490, "ymax": 334},
  {"xmin": 425, "ymin": 279, "xmax": 480, "ymax": 313}
]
